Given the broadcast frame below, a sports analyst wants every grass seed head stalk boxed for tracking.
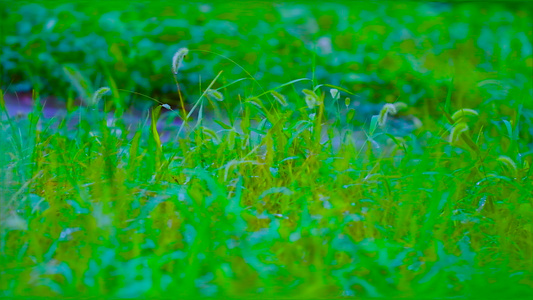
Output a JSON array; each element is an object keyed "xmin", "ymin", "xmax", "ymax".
[
  {"xmin": 172, "ymin": 47, "xmax": 189, "ymax": 75},
  {"xmin": 451, "ymin": 108, "xmax": 479, "ymax": 123},
  {"xmin": 449, "ymin": 122, "xmax": 469, "ymax": 144},
  {"xmin": 497, "ymin": 155, "xmax": 518, "ymax": 177},
  {"xmin": 393, "ymin": 102, "xmax": 408, "ymax": 111},
  {"xmin": 206, "ymin": 89, "xmax": 224, "ymax": 102},
  {"xmin": 91, "ymin": 87, "xmax": 110, "ymax": 106},
  {"xmin": 246, "ymin": 97, "xmax": 264, "ymax": 110},
  {"xmin": 378, "ymin": 103, "xmax": 397, "ymax": 126},
  {"xmin": 271, "ymin": 90, "xmax": 288, "ymax": 107}
]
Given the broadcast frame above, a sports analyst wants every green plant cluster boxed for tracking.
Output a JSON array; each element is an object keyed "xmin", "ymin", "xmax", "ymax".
[{"xmin": 1, "ymin": 2, "xmax": 532, "ymax": 112}]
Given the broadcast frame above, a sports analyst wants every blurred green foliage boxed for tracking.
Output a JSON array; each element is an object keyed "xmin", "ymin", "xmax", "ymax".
[{"xmin": 1, "ymin": 1, "xmax": 532, "ymax": 112}]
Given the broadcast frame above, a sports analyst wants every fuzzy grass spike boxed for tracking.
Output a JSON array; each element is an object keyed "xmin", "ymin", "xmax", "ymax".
[
  {"xmin": 172, "ymin": 47, "xmax": 189, "ymax": 75},
  {"xmin": 91, "ymin": 87, "xmax": 110, "ymax": 106},
  {"xmin": 271, "ymin": 90, "xmax": 288, "ymax": 107},
  {"xmin": 449, "ymin": 122, "xmax": 469, "ymax": 144},
  {"xmin": 206, "ymin": 89, "xmax": 224, "ymax": 102},
  {"xmin": 451, "ymin": 108, "xmax": 479, "ymax": 122},
  {"xmin": 378, "ymin": 103, "xmax": 397, "ymax": 126}
]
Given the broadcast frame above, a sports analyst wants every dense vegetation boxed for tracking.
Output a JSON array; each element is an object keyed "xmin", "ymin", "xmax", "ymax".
[{"xmin": 1, "ymin": 1, "xmax": 533, "ymax": 299}]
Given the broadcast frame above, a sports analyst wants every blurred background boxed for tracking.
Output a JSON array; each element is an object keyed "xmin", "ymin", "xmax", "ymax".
[{"xmin": 1, "ymin": 1, "xmax": 532, "ymax": 118}]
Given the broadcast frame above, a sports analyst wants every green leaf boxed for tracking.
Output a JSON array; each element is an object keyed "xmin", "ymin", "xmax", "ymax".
[
  {"xmin": 214, "ymin": 119, "xmax": 233, "ymax": 130},
  {"xmin": 369, "ymin": 115, "xmax": 379, "ymax": 136}
]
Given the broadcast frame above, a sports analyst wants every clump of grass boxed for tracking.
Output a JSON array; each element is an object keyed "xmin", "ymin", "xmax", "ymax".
[{"xmin": 1, "ymin": 48, "xmax": 533, "ymax": 300}]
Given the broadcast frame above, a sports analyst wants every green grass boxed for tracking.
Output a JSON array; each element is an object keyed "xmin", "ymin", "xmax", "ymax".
[
  {"xmin": 2, "ymin": 64, "xmax": 533, "ymax": 298},
  {"xmin": 1, "ymin": 1, "xmax": 533, "ymax": 299}
]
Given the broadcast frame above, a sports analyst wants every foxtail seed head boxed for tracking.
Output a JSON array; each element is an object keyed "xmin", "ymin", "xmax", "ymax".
[
  {"xmin": 246, "ymin": 97, "xmax": 264, "ymax": 110},
  {"xmin": 448, "ymin": 122, "xmax": 469, "ymax": 144},
  {"xmin": 393, "ymin": 102, "xmax": 408, "ymax": 111},
  {"xmin": 271, "ymin": 90, "xmax": 288, "ymax": 107},
  {"xmin": 451, "ymin": 108, "xmax": 478, "ymax": 123},
  {"xmin": 497, "ymin": 155, "xmax": 518, "ymax": 175},
  {"xmin": 172, "ymin": 48, "xmax": 189, "ymax": 75},
  {"xmin": 206, "ymin": 89, "xmax": 224, "ymax": 102},
  {"xmin": 377, "ymin": 103, "xmax": 397, "ymax": 126},
  {"xmin": 91, "ymin": 87, "xmax": 110, "ymax": 106}
]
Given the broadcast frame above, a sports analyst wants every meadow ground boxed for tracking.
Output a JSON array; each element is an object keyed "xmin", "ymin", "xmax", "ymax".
[{"xmin": 1, "ymin": 1, "xmax": 533, "ymax": 299}]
